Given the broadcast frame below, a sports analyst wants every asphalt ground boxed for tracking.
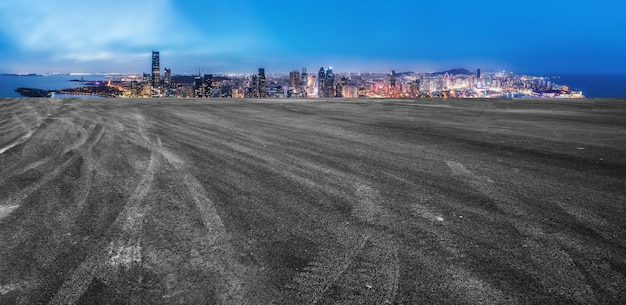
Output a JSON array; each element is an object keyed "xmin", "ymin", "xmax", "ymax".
[{"xmin": 1, "ymin": 98, "xmax": 625, "ymax": 304}]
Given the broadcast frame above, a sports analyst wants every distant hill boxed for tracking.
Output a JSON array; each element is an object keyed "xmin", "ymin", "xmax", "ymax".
[
  {"xmin": 430, "ymin": 68, "xmax": 473, "ymax": 76},
  {"xmin": 392, "ymin": 71, "xmax": 415, "ymax": 76}
]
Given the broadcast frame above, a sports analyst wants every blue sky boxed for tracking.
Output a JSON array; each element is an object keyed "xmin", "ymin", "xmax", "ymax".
[{"xmin": 1, "ymin": 0, "xmax": 625, "ymax": 74}]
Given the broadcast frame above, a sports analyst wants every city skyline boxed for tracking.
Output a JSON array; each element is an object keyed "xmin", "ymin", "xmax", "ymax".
[{"xmin": 1, "ymin": 0, "xmax": 625, "ymax": 75}]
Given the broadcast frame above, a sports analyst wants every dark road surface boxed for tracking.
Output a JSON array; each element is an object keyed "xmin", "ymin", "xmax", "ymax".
[{"xmin": 1, "ymin": 98, "xmax": 625, "ymax": 304}]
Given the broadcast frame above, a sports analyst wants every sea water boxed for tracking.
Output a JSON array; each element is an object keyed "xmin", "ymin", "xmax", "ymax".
[
  {"xmin": 549, "ymin": 74, "xmax": 626, "ymax": 98},
  {"xmin": 0, "ymin": 74, "xmax": 105, "ymax": 98}
]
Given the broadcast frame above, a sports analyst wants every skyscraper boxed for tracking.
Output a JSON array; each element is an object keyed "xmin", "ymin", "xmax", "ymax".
[
  {"xmin": 318, "ymin": 67, "xmax": 325, "ymax": 98},
  {"xmin": 301, "ymin": 68, "xmax": 308, "ymax": 97},
  {"xmin": 151, "ymin": 51, "xmax": 160, "ymax": 87},
  {"xmin": 289, "ymin": 70, "xmax": 300, "ymax": 88},
  {"xmin": 323, "ymin": 68, "xmax": 335, "ymax": 98},
  {"xmin": 258, "ymin": 68, "xmax": 267, "ymax": 98},
  {"xmin": 249, "ymin": 74, "xmax": 258, "ymax": 98},
  {"xmin": 164, "ymin": 68, "xmax": 171, "ymax": 86}
]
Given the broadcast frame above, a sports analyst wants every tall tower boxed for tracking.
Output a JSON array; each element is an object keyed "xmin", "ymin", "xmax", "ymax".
[
  {"xmin": 318, "ymin": 67, "xmax": 325, "ymax": 98},
  {"xmin": 249, "ymin": 74, "xmax": 258, "ymax": 98},
  {"xmin": 258, "ymin": 68, "xmax": 267, "ymax": 98},
  {"xmin": 324, "ymin": 68, "xmax": 335, "ymax": 98},
  {"xmin": 289, "ymin": 70, "xmax": 300, "ymax": 88},
  {"xmin": 151, "ymin": 51, "xmax": 160, "ymax": 87},
  {"xmin": 301, "ymin": 68, "xmax": 308, "ymax": 97},
  {"xmin": 164, "ymin": 68, "xmax": 171, "ymax": 86}
]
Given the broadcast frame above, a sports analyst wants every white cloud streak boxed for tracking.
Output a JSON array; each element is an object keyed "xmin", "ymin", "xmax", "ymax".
[
  {"xmin": 0, "ymin": 0, "xmax": 202, "ymax": 66},
  {"xmin": 0, "ymin": 0, "xmax": 277, "ymax": 72}
]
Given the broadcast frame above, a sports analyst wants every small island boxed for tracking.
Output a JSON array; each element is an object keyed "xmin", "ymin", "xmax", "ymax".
[{"xmin": 14, "ymin": 87, "xmax": 52, "ymax": 97}]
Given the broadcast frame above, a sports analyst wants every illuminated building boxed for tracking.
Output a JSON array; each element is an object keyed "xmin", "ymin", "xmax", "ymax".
[
  {"xmin": 204, "ymin": 74, "xmax": 213, "ymax": 96},
  {"xmin": 307, "ymin": 74, "xmax": 317, "ymax": 97},
  {"xmin": 318, "ymin": 67, "xmax": 325, "ymax": 98},
  {"xmin": 342, "ymin": 85, "xmax": 358, "ymax": 98},
  {"xmin": 249, "ymin": 74, "xmax": 258, "ymax": 98},
  {"xmin": 301, "ymin": 68, "xmax": 308, "ymax": 97},
  {"xmin": 323, "ymin": 68, "xmax": 335, "ymax": 98},
  {"xmin": 289, "ymin": 70, "xmax": 300, "ymax": 88},
  {"xmin": 164, "ymin": 68, "xmax": 171, "ymax": 86},
  {"xmin": 336, "ymin": 76, "xmax": 348, "ymax": 98},
  {"xmin": 151, "ymin": 51, "xmax": 160, "ymax": 87},
  {"xmin": 248, "ymin": 68, "xmax": 267, "ymax": 98},
  {"xmin": 258, "ymin": 68, "xmax": 267, "ymax": 98},
  {"xmin": 194, "ymin": 76, "xmax": 203, "ymax": 97}
]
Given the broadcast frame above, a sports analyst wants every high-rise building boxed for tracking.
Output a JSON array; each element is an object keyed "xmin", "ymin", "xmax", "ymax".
[
  {"xmin": 249, "ymin": 74, "xmax": 258, "ymax": 98},
  {"xmin": 307, "ymin": 74, "xmax": 317, "ymax": 97},
  {"xmin": 151, "ymin": 51, "xmax": 160, "ymax": 87},
  {"xmin": 342, "ymin": 85, "xmax": 358, "ymax": 98},
  {"xmin": 335, "ymin": 76, "xmax": 348, "ymax": 98},
  {"xmin": 477, "ymin": 68, "xmax": 481, "ymax": 79},
  {"xmin": 324, "ymin": 68, "xmax": 335, "ymax": 98},
  {"xmin": 194, "ymin": 76, "xmax": 203, "ymax": 97},
  {"xmin": 301, "ymin": 68, "xmax": 308, "ymax": 97},
  {"xmin": 289, "ymin": 70, "xmax": 300, "ymax": 88},
  {"xmin": 204, "ymin": 74, "xmax": 213, "ymax": 97},
  {"xmin": 390, "ymin": 70, "xmax": 397, "ymax": 88},
  {"xmin": 318, "ymin": 67, "xmax": 325, "ymax": 98},
  {"xmin": 258, "ymin": 68, "xmax": 267, "ymax": 98},
  {"xmin": 164, "ymin": 68, "xmax": 171, "ymax": 86}
]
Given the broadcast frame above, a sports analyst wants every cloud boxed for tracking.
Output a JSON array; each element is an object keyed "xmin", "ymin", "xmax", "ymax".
[
  {"xmin": 0, "ymin": 0, "xmax": 203, "ymax": 70},
  {"xmin": 0, "ymin": 0, "xmax": 281, "ymax": 72},
  {"xmin": 2, "ymin": 1, "xmax": 166, "ymax": 48}
]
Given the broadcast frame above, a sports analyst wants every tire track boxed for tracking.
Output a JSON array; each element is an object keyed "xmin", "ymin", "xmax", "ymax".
[
  {"xmin": 445, "ymin": 160, "xmax": 525, "ymax": 216},
  {"xmin": 50, "ymin": 149, "xmax": 157, "ymax": 305},
  {"xmin": 0, "ymin": 153, "xmax": 78, "ymax": 221},
  {"xmin": 73, "ymin": 121, "xmax": 106, "ymax": 211},
  {"xmin": 289, "ymin": 233, "xmax": 370, "ymax": 304},
  {"xmin": 288, "ymin": 182, "xmax": 400, "ymax": 304},
  {"xmin": 0, "ymin": 113, "xmax": 34, "ymax": 155},
  {"xmin": 445, "ymin": 160, "xmax": 597, "ymax": 303},
  {"xmin": 330, "ymin": 237, "xmax": 400, "ymax": 305},
  {"xmin": 0, "ymin": 115, "xmax": 105, "ymax": 221},
  {"xmin": 106, "ymin": 149, "xmax": 156, "ymax": 268},
  {"xmin": 61, "ymin": 118, "xmax": 90, "ymax": 155},
  {"xmin": 156, "ymin": 137, "xmax": 248, "ymax": 305},
  {"xmin": 50, "ymin": 112, "xmax": 155, "ymax": 304}
]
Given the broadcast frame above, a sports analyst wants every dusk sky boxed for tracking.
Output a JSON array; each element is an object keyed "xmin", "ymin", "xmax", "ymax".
[{"xmin": 1, "ymin": 0, "xmax": 625, "ymax": 75}]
